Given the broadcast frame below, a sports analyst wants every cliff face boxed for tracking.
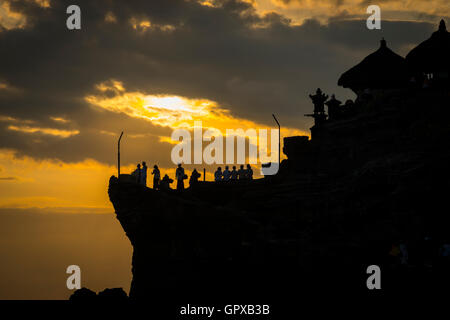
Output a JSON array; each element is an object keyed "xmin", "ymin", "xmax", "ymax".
[{"xmin": 109, "ymin": 89, "xmax": 450, "ymax": 298}]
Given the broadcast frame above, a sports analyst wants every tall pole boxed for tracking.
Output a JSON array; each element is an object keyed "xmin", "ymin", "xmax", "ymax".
[
  {"xmin": 272, "ymin": 114, "xmax": 280, "ymax": 166},
  {"xmin": 118, "ymin": 131, "xmax": 124, "ymax": 178}
]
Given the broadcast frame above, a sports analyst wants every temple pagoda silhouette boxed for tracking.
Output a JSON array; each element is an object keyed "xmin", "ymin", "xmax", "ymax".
[
  {"xmin": 407, "ymin": 19, "xmax": 450, "ymax": 88},
  {"xmin": 304, "ymin": 19, "xmax": 450, "ymax": 140},
  {"xmin": 338, "ymin": 38, "xmax": 408, "ymax": 94}
]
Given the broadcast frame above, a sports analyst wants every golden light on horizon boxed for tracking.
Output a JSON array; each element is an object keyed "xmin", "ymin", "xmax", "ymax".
[
  {"xmin": 0, "ymin": 148, "xmax": 216, "ymax": 209},
  {"xmin": 0, "ymin": 150, "xmax": 114, "ymax": 208}
]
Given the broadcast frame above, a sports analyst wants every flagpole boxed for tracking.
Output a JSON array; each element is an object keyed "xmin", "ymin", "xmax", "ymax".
[{"xmin": 118, "ymin": 131, "xmax": 124, "ymax": 179}]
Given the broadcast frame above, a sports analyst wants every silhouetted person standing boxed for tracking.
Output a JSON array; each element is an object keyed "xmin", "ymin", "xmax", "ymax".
[
  {"xmin": 214, "ymin": 167, "xmax": 223, "ymax": 182},
  {"xmin": 141, "ymin": 162, "xmax": 148, "ymax": 186},
  {"xmin": 223, "ymin": 166, "xmax": 231, "ymax": 181},
  {"xmin": 152, "ymin": 165, "xmax": 160, "ymax": 190},
  {"xmin": 132, "ymin": 164, "xmax": 141, "ymax": 184},
  {"xmin": 189, "ymin": 169, "xmax": 201, "ymax": 187},
  {"xmin": 230, "ymin": 166, "xmax": 238, "ymax": 180},
  {"xmin": 175, "ymin": 164, "xmax": 185, "ymax": 191},
  {"xmin": 246, "ymin": 164, "xmax": 253, "ymax": 180},
  {"xmin": 237, "ymin": 165, "xmax": 246, "ymax": 180}
]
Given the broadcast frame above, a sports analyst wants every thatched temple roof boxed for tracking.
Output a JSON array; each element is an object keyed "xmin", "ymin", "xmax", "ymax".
[
  {"xmin": 406, "ymin": 20, "xmax": 450, "ymax": 74},
  {"xmin": 338, "ymin": 39, "xmax": 408, "ymax": 93}
]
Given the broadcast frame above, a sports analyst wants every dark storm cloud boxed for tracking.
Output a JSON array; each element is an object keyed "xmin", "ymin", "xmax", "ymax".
[{"xmin": 0, "ymin": 0, "xmax": 440, "ymax": 165}]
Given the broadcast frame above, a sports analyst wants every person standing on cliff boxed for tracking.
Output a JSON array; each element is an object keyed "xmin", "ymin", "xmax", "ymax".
[
  {"xmin": 152, "ymin": 164, "xmax": 160, "ymax": 189},
  {"xmin": 189, "ymin": 168, "xmax": 201, "ymax": 187},
  {"xmin": 141, "ymin": 162, "xmax": 148, "ymax": 186},
  {"xmin": 237, "ymin": 165, "xmax": 246, "ymax": 180},
  {"xmin": 131, "ymin": 163, "xmax": 141, "ymax": 184},
  {"xmin": 175, "ymin": 163, "xmax": 186, "ymax": 191},
  {"xmin": 222, "ymin": 166, "xmax": 231, "ymax": 181},
  {"xmin": 214, "ymin": 167, "xmax": 223, "ymax": 182},
  {"xmin": 230, "ymin": 166, "xmax": 238, "ymax": 181},
  {"xmin": 246, "ymin": 164, "xmax": 253, "ymax": 180}
]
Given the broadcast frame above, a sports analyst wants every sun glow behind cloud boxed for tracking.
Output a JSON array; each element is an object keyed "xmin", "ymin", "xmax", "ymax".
[
  {"xmin": 85, "ymin": 80, "xmax": 307, "ymax": 175},
  {"xmin": 86, "ymin": 80, "xmax": 308, "ymax": 135},
  {"xmin": 86, "ymin": 80, "xmax": 230, "ymax": 129},
  {"xmin": 86, "ymin": 87, "xmax": 213, "ymax": 129}
]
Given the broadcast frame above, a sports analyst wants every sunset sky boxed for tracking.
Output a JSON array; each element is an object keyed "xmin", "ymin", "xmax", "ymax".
[
  {"xmin": 0, "ymin": 0, "xmax": 447, "ymax": 210},
  {"xmin": 0, "ymin": 0, "xmax": 448, "ymax": 299}
]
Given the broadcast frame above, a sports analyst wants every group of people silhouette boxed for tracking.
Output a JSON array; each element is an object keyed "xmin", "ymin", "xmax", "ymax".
[
  {"xmin": 131, "ymin": 161, "xmax": 147, "ymax": 186},
  {"xmin": 214, "ymin": 164, "xmax": 253, "ymax": 182},
  {"xmin": 131, "ymin": 162, "xmax": 253, "ymax": 191}
]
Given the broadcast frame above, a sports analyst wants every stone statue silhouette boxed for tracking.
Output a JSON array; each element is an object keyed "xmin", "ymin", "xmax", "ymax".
[
  {"xmin": 309, "ymin": 88, "xmax": 328, "ymax": 114},
  {"xmin": 306, "ymin": 88, "xmax": 328, "ymax": 125}
]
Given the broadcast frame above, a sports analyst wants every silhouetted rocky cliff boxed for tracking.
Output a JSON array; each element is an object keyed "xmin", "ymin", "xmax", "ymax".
[
  {"xmin": 109, "ymin": 21, "xmax": 450, "ymax": 298},
  {"xmin": 109, "ymin": 87, "xmax": 450, "ymax": 298}
]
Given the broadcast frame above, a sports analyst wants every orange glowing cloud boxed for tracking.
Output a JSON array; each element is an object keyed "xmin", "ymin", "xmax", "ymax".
[
  {"xmin": 254, "ymin": 0, "xmax": 450, "ymax": 25},
  {"xmin": 50, "ymin": 116, "xmax": 70, "ymax": 124},
  {"xmin": 129, "ymin": 17, "xmax": 176, "ymax": 32},
  {"xmin": 85, "ymin": 80, "xmax": 308, "ymax": 136},
  {"xmin": 0, "ymin": 0, "xmax": 50, "ymax": 30},
  {"xmin": 85, "ymin": 80, "xmax": 308, "ymax": 173},
  {"xmin": 7, "ymin": 125, "xmax": 79, "ymax": 138},
  {"xmin": 0, "ymin": 1, "xmax": 26, "ymax": 29}
]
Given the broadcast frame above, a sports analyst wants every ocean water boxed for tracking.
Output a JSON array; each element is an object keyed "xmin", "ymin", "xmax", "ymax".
[{"xmin": 0, "ymin": 209, "xmax": 132, "ymax": 299}]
